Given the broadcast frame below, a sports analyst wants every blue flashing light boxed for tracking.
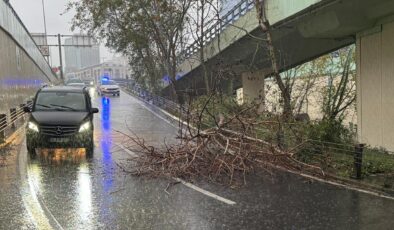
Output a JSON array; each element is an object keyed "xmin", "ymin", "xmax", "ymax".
[
  {"xmin": 103, "ymin": 97, "xmax": 109, "ymax": 105},
  {"xmin": 102, "ymin": 77, "xmax": 109, "ymax": 81},
  {"xmin": 100, "ymin": 95, "xmax": 113, "ymax": 193}
]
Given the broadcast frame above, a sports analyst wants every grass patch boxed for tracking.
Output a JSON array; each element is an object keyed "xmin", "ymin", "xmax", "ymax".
[
  {"xmin": 363, "ymin": 148, "xmax": 394, "ymax": 175},
  {"xmin": 296, "ymin": 144, "xmax": 394, "ymax": 189}
]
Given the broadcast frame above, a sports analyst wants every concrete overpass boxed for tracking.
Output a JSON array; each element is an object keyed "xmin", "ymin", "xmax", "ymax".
[{"xmin": 166, "ymin": 0, "xmax": 394, "ymax": 150}]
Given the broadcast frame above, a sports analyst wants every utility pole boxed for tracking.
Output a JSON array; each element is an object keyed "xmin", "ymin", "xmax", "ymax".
[
  {"xmin": 41, "ymin": 0, "xmax": 48, "ymax": 37},
  {"xmin": 35, "ymin": 34, "xmax": 94, "ymax": 82},
  {"xmin": 41, "ymin": 0, "xmax": 51, "ymax": 63},
  {"xmin": 58, "ymin": 34, "xmax": 64, "ymax": 80}
]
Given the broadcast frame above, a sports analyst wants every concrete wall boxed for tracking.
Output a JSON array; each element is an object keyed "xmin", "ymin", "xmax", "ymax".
[
  {"xmin": 0, "ymin": 1, "xmax": 58, "ymax": 115},
  {"xmin": 0, "ymin": 29, "xmax": 49, "ymax": 115},
  {"xmin": 241, "ymin": 70, "xmax": 265, "ymax": 104},
  {"xmin": 262, "ymin": 75, "xmax": 357, "ymax": 125},
  {"xmin": 266, "ymin": 0, "xmax": 322, "ymax": 25},
  {"xmin": 357, "ymin": 20, "xmax": 394, "ymax": 151}
]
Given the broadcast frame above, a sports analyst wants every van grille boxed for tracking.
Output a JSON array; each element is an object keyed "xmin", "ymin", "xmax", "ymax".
[{"xmin": 40, "ymin": 125, "xmax": 79, "ymax": 137}]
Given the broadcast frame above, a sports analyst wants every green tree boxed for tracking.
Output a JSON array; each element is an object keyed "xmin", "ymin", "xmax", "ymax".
[
  {"xmin": 320, "ymin": 46, "xmax": 356, "ymax": 121},
  {"xmin": 68, "ymin": 0, "xmax": 192, "ymax": 102}
]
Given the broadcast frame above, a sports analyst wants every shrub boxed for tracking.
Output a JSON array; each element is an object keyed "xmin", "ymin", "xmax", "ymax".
[{"xmin": 306, "ymin": 119, "xmax": 354, "ymax": 144}]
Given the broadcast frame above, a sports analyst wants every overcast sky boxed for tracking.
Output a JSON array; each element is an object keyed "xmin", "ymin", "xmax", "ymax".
[{"xmin": 9, "ymin": 0, "xmax": 114, "ymax": 66}]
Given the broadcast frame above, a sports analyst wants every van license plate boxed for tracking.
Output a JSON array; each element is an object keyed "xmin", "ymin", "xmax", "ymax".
[{"xmin": 49, "ymin": 138, "xmax": 70, "ymax": 143}]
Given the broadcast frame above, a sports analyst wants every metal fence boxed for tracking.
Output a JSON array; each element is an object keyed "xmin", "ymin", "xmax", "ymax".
[
  {"xmin": 0, "ymin": 99, "xmax": 32, "ymax": 143},
  {"xmin": 124, "ymin": 84, "xmax": 186, "ymax": 117},
  {"xmin": 179, "ymin": 0, "xmax": 255, "ymax": 62}
]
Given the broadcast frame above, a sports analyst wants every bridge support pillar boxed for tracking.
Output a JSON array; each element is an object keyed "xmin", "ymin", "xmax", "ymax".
[
  {"xmin": 357, "ymin": 20, "xmax": 394, "ymax": 151},
  {"xmin": 240, "ymin": 70, "xmax": 265, "ymax": 108}
]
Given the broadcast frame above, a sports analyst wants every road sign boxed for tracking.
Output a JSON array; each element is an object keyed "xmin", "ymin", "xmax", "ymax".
[
  {"xmin": 38, "ymin": 45, "xmax": 50, "ymax": 56},
  {"xmin": 52, "ymin": 67, "xmax": 59, "ymax": 73},
  {"xmin": 31, "ymin": 33, "xmax": 50, "ymax": 56}
]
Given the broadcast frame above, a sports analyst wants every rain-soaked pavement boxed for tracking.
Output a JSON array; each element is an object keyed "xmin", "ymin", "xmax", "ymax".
[{"xmin": 0, "ymin": 89, "xmax": 394, "ymax": 229}]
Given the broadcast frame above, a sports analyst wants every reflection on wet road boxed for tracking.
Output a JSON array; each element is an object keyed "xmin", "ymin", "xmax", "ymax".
[{"xmin": 1, "ymin": 90, "xmax": 394, "ymax": 229}]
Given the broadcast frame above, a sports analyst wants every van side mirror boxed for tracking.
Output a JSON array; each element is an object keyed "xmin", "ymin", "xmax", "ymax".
[
  {"xmin": 90, "ymin": 108, "xmax": 99, "ymax": 114},
  {"xmin": 23, "ymin": 106, "xmax": 31, "ymax": 113}
]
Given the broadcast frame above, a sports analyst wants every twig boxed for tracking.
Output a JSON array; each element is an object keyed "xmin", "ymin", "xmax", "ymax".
[{"xmin": 165, "ymin": 181, "xmax": 181, "ymax": 195}]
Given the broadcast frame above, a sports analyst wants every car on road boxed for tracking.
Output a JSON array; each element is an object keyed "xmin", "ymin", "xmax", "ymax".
[
  {"xmin": 83, "ymin": 80, "xmax": 94, "ymax": 86},
  {"xmin": 67, "ymin": 82, "xmax": 86, "ymax": 88},
  {"xmin": 97, "ymin": 79, "xmax": 120, "ymax": 96},
  {"xmin": 24, "ymin": 86, "xmax": 99, "ymax": 156},
  {"xmin": 65, "ymin": 78, "xmax": 84, "ymax": 86}
]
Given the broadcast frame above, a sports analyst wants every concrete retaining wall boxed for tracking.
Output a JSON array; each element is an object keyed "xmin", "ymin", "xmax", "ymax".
[
  {"xmin": 0, "ymin": 0, "xmax": 58, "ymax": 115},
  {"xmin": 357, "ymin": 20, "xmax": 394, "ymax": 151}
]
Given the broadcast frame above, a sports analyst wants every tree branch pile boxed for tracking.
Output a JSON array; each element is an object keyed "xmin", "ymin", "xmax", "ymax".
[{"xmin": 120, "ymin": 106, "xmax": 323, "ymax": 186}]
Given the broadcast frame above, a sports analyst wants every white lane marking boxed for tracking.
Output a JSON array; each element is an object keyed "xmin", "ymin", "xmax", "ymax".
[
  {"xmin": 123, "ymin": 91, "xmax": 202, "ymax": 139},
  {"xmin": 26, "ymin": 170, "xmax": 65, "ymax": 230},
  {"xmin": 123, "ymin": 91, "xmax": 193, "ymax": 130},
  {"xmin": 116, "ymin": 143, "xmax": 236, "ymax": 205},
  {"xmin": 117, "ymin": 143, "xmax": 137, "ymax": 157},
  {"xmin": 173, "ymin": 178, "xmax": 236, "ymax": 205},
  {"xmin": 127, "ymin": 95, "xmax": 178, "ymax": 129},
  {"xmin": 265, "ymin": 162, "xmax": 394, "ymax": 201},
  {"xmin": 298, "ymin": 172, "xmax": 394, "ymax": 201},
  {"xmin": 19, "ymin": 140, "xmax": 64, "ymax": 230},
  {"xmin": 153, "ymin": 104, "xmax": 191, "ymax": 128}
]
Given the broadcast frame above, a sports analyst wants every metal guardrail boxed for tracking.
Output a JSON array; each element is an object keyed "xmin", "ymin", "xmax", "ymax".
[
  {"xmin": 0, "ymin": 100, "xmax": 33, "ymax": 143},
  {"xmin": 125, "ymin": 84, "xmax": 187, "ymax": 116},
  {"xmin": 179, "ymin": 0, "xmax": 255, "ymax": 62}
]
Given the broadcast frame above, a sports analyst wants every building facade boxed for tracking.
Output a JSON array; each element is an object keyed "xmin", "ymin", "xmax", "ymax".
[
  {"xmin": 236, "ymin": 75, "xmax": 357, "ymax": 127},
  {"xmin": 64, "ymin": 35, "xmax": 100, "ymax": 73},
  {"xmin": 70, "ymin": 57, "xmax": 131, "ymax": 83}
]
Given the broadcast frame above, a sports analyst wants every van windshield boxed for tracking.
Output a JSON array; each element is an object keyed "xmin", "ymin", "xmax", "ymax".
[{"xmin": 34, "ymin": 92, "xmax": 87, "ymax": 112}]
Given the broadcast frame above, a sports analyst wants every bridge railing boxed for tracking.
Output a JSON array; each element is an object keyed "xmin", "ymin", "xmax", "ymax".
[
  {"xmin": 179, "ymin": 0, "xmax": 255, "ymax": 63},
  {"xmin": 124, "ymin": 84, "xmax": 188, "ymax": 117},
  {"xmin": 0, "ymin": 100, "xmax": 33, "ymax": 143}
]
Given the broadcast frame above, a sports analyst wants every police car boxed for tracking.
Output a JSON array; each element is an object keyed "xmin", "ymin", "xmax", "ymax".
[{"xmin": 97, "ymin": 77, "xmax": 120, "ymax": 96}]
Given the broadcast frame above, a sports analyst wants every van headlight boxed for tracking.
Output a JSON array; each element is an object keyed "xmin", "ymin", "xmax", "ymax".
[
  {"xmin": 28, "ymin": 122, "xmax": 39, "ymax": 132},
  {"xmin": 79, "ymin": 121, "xmax": 91, "ymax": 133}
]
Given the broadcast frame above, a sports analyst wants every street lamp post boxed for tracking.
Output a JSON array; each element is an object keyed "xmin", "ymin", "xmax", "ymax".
[
  {"xmin": 41, "ymin": 0, "xmax": 50, "ymax": 63},
  {"xmin": 41, "ymin": 0, "xmax": 48, "ymax": 37}
]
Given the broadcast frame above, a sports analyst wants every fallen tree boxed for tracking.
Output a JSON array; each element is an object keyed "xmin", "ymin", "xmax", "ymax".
[{"xmin": 117, "ymin": 96, "xmax": 324, "ymax": 186}]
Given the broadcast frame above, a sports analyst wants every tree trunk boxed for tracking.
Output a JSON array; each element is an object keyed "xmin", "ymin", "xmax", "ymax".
[
  {"xmin": 255, "ymin": 0, "xmax": 293, "ymax": 119},
  {"xmin": 199, "ymin": 0, "xmax": 210, "ymax": 94}
]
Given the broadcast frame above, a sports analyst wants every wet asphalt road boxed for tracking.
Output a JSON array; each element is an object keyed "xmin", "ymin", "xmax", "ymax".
[{"xmin": 0, "ymin": 89, "xmax": 394, "ymax": 229}]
